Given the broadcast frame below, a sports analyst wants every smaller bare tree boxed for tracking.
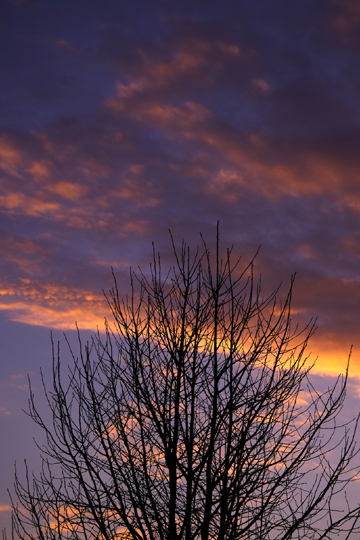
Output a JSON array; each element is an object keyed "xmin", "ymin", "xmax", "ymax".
[{"xmin": 8, "ymin": 229, "xmax": 360, "ymax": 540}]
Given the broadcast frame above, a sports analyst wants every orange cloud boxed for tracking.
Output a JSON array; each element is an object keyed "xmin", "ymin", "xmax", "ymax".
[
  {"xmin": 0, "ymin": 138, "xmax": 22, "ymax": 176},
  {"xmin": 329, "ymin": 0, "xmax": 360, "ymax": 36},
  {"xmin": 0, "ymin": 189, "xmax": 103, "ymax": 229},
  {"xmin": 108, "ymin": 39, "xmax": 242, "ymax": 111},
  {"xmin": 0, "ymin": 128, "xmax": 160, "ymax": 231},
  {"xmin": 0, "ymin": 192, "xmax": 62, "ymax": 216},
  {"xmin": 109, "ymin": 165, "xmax": 159, "ymax": 207},
  {"xmin": 129, "ymin": 102, "xmax": 212, "ymax": 131},
  {"xmin": 108, "ymin": 48, "xmax": 208, "ymax": 111},
  {"xmin": 118, "ymin": 219, "xmax": 150, "ymax": 235},
  {"xmin": 252, "ymin": 79, "xmax": 271, "ymax": 92},
  {"xmin": 177, "ymin": 121, "xmax": 360, "ymax": 204},
  {"xmin": 0, "ymin": 270, "xmax": 358, "ymax": 378},
  {"xmin": 305, "ymin": 338, "xmax": 357, "ymax": 378},
  {"xmin": 0, "ymin": 176, "xmax": 157, "ymax": 233},
  {"xmin": 26, "ymin": 160, "xmax": 51, "ymax": 180},
  {"xmin": 108, "ymin": 80, "xmax": 360, "ymax": 205},
  {"xmin": 2, "ymin": 235, "xmax": 40, "ymax": 257},
  {"xmin": 216, "ymin": 41, "xmax": 241, "ymax": 56},
  {"xmin": 46, "ymin": 182, "xmax": 88, "ymax": 201},
  {"xmin": 0, "ymin": 301, "xmax": 105, "ymax": 330},
  {"xmin": 297, "ymin": 243, "xmax": 317, "ymax": 260},
  {"xmin": 197, "ymin": 136, "xmax": 342, "ymax": 200},
  {"xmin": 112, "ymin": 181, "xmax": 159, "ymax": 207},
  {"xmin": 79, "ymin": 158, "xmax": 110, "ymax": 179},
  {"xmin": 55, "ymin": 38, "xmax": 79, "ymax": 53},
  {"xmin": 0, "ymin": 281, "xmax": 108, "ymax": 330},
  {"xmin": 152, "ymin": 50, "xmax": 206, "ymax": 79}
]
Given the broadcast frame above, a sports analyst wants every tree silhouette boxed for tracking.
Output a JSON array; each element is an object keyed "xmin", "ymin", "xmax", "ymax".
[{"xmin": 9, "ymin": 230, "xmax": 360, "ymax": 540}]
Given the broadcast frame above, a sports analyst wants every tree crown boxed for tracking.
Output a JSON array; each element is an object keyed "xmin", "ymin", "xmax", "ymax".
[{"xmin": 8, "ymin": 230, "xmax": 360, "ymax": 540}]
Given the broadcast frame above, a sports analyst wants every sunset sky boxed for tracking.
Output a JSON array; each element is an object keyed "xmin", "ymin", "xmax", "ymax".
[{"xmin": 2, "ymin": 0, "xmax": 360, "ymax": 527}]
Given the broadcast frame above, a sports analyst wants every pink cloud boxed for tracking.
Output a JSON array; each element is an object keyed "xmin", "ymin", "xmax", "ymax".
[
  {"xmin": 0, "ymin": 192, "xmax": 62, "ymax": 216},
  {"xmin": 26, "ymin": 160, "xmax": 52, "ymax": 180},
  {"xmin": 108, "ymin": 39, "xmax": 243, "ymax": 111},
  {"xmin": 252, "ymin": 79, "xmax": 271, "ymax": 92},
  {"xmin": 329, "ymin": 0, "xmax": 360, "ymax": 35},
  {"xmin": 46, "ymin": 182, "xmax": 88, "ymax": 201},
  {"xmin": 0, "ymin": 138, "xmax": 22, "ymax": 177}
]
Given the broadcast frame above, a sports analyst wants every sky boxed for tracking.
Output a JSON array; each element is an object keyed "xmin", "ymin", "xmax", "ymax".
[{"xmin": 1, "ymin": 0, "xmax": 360, "ymax": 530}]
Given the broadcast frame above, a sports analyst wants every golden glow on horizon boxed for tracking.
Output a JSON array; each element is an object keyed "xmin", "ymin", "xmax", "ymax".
[{"xmin": 0, "ymin": 278, "xmax": 357, "ymax": 378}]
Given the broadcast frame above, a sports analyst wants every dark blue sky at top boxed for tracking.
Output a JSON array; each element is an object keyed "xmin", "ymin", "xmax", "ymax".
[
  {"xmin": 2, "ymin": 0, "xmax": 359, "ymax": 135},
  {"xmin": 1, "ymin": 0, "xmax": 360, "ymax": 527}
]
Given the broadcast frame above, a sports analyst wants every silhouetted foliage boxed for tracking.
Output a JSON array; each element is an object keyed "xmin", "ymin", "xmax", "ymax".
[{"xmin": 8, "ymin": 229, "xmax": 360, "ymax": 540}]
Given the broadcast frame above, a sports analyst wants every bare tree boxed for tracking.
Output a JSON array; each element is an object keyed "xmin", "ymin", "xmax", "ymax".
[{"xmin": 8, "ymin": 230, "xmax": 360, "ymax": 540}]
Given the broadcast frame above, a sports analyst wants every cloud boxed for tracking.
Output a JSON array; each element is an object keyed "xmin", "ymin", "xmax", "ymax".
[
  {"xmin": 125, "ymin": 102, "xmax": 212, "ymax": 133},
  {"xmin": 329, "ymin": 0, "xmax": 360, "ymax": 38},
  {"xmin": 26, "ymin": 160, "xmax": 52, "ymax": 180},
  {"xmin": 1, "ymin": 4, "xmax": 360, "ymax": 382},
  {"xmin": 0, "ymin": 192, "xmax": 62, "ymax": 216},
  {"xmin": 107, "ymin": 48, "xmax": 209, "ymax": 111},
  {"xmin": 0, "ymin": 281, "xmax": 107, "ymax": 330},
  {"xmin": 104, "ymin": 41, "xmax": 360, "ymax": 208},
  {"xmin": 252, "ymin": 79, "xmax": 271, "ymax": 92},
  {"xmin": 55, "ymin": 39, "xmax": 78, "ymax": 53},
  {"xmin": 46, "ymin": 181, "xmax": 88, "ymax": 201},
  {"xmin": 107, "ymin": 38, "xmax": 243, "ymax": 112},
  {"xmin": 0, "ymin": 129, "xmax": 159, "ymax": 233},
  {"xmin": 0, "ymin": 138, "xmax": 22, "ymax": 176}
]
